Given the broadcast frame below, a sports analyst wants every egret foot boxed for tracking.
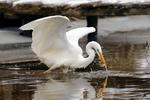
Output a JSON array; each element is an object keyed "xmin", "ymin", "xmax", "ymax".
[{"xmin": 43, "ymin": 65, "xmax": 57, "ymax": 74}]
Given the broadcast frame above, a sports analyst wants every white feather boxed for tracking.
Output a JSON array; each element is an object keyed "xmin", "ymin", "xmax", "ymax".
[
  {"xmin": 66, "ymin": 27, "xmax": 96, "ymax": 47},
  {"xmin": 19, "ymin": 15, "xmax": 106, "ymax": 71}
]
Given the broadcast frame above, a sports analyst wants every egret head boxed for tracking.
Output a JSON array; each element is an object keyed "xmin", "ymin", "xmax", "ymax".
[{"xmin": 89, "ymin": 41, "xmax": 107, "ymax": 71}]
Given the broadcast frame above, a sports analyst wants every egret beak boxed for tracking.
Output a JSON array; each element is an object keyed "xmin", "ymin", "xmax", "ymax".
[{"xmin": 97, "ymin": 50, "xmax": 107, "ymax": 71}]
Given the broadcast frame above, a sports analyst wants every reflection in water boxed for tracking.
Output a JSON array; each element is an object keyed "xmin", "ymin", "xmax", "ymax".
[
  {"xmin": 99, "ymin": 77, "xmax": 107, "ymax": 99},
  {"xmin": 0, "ymin": 70, "xmax": 108, "ymax": 100},
  {"xmin": 32, "ymin": 76, "xmax": 107, "ymax": 100},
  {"xmin": 1, "ymin": 69, "xmax": 150, "ymax": 100},
  {"xmin": 1, "ymin": 43, "xmax": 150, "ymax": 99}
]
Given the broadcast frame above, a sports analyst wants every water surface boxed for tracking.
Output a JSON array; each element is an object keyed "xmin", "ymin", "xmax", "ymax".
[{"xmin": 1, "ymin": 43, "xmax": 150, "ymax": 100}]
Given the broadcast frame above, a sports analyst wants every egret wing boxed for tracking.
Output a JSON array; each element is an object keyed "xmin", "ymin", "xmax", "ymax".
[
  {"xmin": 66, "ymin": 27, "xmax": 96, "ymax": 47},
  {"xmin": 20, "ymin": 15, "xmax": 69, "ymax": 30},
  {"xmin": 20, "ymin": 16, "xmax": 71, "ymax": 56}
]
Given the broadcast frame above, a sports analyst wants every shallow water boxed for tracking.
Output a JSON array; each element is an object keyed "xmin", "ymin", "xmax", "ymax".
[
  {"xmin": 1, "ymin": 16, "xmax": 150, "ymax": 100},
  {"xmin": 1, "ymin": 43, "xmax": 150, "ymax": 100}
]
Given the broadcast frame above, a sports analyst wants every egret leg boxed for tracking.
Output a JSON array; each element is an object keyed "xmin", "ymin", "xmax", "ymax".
[
  {"xmin": 43, "ymin": 68, "xmax": 51, "ymax": 74},
  {"xmin": 90, "ymin": 67, "xmax": 93, "ymax": 73},
  {"xmin": 43, "ymin": 65, "xmax": 57, "ymax": 74},
  {"xmin": 63, "ymin": 67, "xmax": 69, "ymax": 73}
]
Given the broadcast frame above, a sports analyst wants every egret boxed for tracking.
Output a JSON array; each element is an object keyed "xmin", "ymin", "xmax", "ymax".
[{"xmin": 20, "ymin": 15, "xmax": 107, "ymax": 73}]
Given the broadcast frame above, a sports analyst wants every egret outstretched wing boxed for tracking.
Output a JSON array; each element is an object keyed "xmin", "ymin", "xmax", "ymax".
[
  {"xmin": 66, "ymin": 27, "xmax": 96, "ymax": 47},
  {"xmin": 20, "ymin": 16, "xmax": 69, "ymax": 30},
  {"xmin": 20, "ymin": 15, "xmax": 71, "ymax": 56}
]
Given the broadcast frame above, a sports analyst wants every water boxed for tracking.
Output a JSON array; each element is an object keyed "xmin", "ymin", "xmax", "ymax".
[
  {"xmin": 0, "ymin": 43, "xmax": 150, "ymax": 100},
  {"xmin": 1, "ymin": 15, "xmax": 150, "ymax": 100}
]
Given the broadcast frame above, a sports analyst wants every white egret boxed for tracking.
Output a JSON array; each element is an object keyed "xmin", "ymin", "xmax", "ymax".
[{"xmin": 20, "ymin": 15, "xmax": 107, "ymax": 73}]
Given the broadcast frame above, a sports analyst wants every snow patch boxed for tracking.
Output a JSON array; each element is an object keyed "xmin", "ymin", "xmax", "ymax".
[
  {"xmin": 11, "ymin": 0, "xmax": 150, "ymax": 7},
  {"xmin": 13, "ymin": 0, "xmax": 100, "ymax": 6}
]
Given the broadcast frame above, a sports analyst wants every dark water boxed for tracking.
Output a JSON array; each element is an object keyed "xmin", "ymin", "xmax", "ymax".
[{"xmin": 0, "ymin": 43, "xmax": 150, "ymax": 100}]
